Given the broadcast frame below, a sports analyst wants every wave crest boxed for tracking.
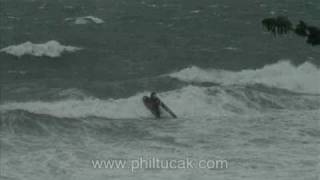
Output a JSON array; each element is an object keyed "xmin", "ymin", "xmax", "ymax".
[
  {"xmin": 65, "ymin": 16, "xmax": 104, "ymax": 25},
  {"xmin": 169, "ymin": 61, "xmax": 320, "ymax": 94},
  {"xmin": 1, "ymin": 85, "xmax": 319, "ymax": 119},
  {"xmin": 0, "ymin": 40, "xmax": 82, "ymax": 57}
]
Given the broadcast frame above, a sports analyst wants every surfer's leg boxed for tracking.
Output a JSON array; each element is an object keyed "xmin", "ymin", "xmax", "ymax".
[{"xmin": 154, "ymin": 108, "xmax": 161, "ymax": 118}]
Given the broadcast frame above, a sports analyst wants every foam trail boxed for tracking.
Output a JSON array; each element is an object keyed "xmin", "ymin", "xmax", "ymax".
[
  {"xmin": 169, "ymin": 61, "xmax": 320, "ymax": 94},
  {"xmin": 0, "ymin": 40, "xmax": 82, "ymax": 57}
]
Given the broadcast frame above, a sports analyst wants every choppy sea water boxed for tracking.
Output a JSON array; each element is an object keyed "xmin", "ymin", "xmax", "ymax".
[{"xmin": 0, "ymin": 0, "xmax": 319, "ymax": 180}]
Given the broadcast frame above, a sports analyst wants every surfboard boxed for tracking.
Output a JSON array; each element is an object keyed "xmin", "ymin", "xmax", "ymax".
[
  {"xmin": 142, "ymin": 96, "xmax": 177, "ymax": 118},
  {"xmin": 160, "ymin": 102, "xmax": 177, "ymax": 118}
]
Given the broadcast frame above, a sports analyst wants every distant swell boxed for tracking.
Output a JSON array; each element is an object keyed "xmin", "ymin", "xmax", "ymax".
[
  {"xmin": 0, "ymin": 40, "xmax": 82, "ymax": 57},
  {"xmin": 169, "ymin": 61, "xmax": 320, "ymax": 94}
]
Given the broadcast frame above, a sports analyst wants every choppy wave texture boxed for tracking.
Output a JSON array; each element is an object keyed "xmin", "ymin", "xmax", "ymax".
[
  {"xmin": 1, "ymin": 85, "xmax": 319, "ymax": 119},
  {"xmin": 0, "ymin": 40, "xmax": 82, "ymax": 57},
  {"xmin": 169, "ymin": 61, "xmax": 320, "ymax": 94}
]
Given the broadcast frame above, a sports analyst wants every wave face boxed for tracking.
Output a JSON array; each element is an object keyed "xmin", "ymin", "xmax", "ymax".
[
  {"xmin": 0, "ymin": 40, "xmax": 82, "ymax": 57},
  {"xmin": 1, "ymin": 85, "xmax": 319, "ymax": 119},
  {"xmin": 169, "ymin": 61, "xmax": 320, "ymax": 94}
]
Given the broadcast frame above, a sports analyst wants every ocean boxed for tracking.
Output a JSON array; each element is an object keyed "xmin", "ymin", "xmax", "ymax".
[{"xmin": 0, "ymin": 0, "xmax": 319, "ymax": 180}]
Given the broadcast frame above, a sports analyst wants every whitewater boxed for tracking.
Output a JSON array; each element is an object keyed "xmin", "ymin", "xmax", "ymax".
[
  {"xmin": 1, "ymin": 55, "xmax": 320, "ymax": 180},
  {"xmin": 169, "ymin": 61, "xmax": 320, "ymax": 94},
  {"xmin": 2, "ymin": 61, "xmax": 319, "ymax": 119},
  {"xmin": 0, "ymin": 40, "xmax": 82, "ymax": 57},
  {"xmin": 1, "ymin": 0, "xmax": 320, "ymax": 180},
  {"xmin": 1, "ymin": 80, "xmax": 319, "ymax": 180}
]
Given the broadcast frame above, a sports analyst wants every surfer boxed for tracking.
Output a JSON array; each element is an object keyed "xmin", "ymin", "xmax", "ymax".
[
  {"xmin": 145, "ymin": 92, "xmax": 161, "ymax": 118},
  {"xmin": 150, "ymin": 92, "xmax": 161, "ymax": 107},
  {"xmin": 142, "ymin": 92, "xmax": 177, "ymax": 118}
]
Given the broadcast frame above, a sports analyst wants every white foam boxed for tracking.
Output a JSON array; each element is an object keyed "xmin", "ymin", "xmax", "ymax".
[
  {"xmin": 1, "ymin": 84, "xmax": 319, "ymax": 119},
  {"xmin": 0, "ymin": 93, "xmax": 150, "ymax": 119},
  {"xmin": 0, "ymin": 40, "xmax": 82, "ymax": 58},
  {"xmin": 169, "ymin": 61, "xmax": 320, "ymax": 94},
  {"xmin": 0, "ymin": 86, "xmax": 249, "ymax": 119},
  {"xmin": 224, "ymin": 46, "xmax": 239, "ymax": 51},
  {"xmin": 66, "ymin": 16, "xmax": 104, "ymax": 25},
  {"xmin": 190, "ymin": 10, "xmax": 201, "ymax": 14}
]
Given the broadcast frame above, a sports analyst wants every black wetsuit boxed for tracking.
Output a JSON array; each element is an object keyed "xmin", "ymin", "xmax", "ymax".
[
  {"xmin": 143, "ymin": 96, "xmax": 162, "ymax": 118},
  {"xmin": 150, "ymin": 96, "xmax": 161, "ymax": 118},
  {"xmin": 143, "ymin": 94, "xmax": 177, "ymax": 118}
]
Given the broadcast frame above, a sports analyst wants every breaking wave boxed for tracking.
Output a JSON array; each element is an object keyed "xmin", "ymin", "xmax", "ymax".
[
  {"xmin": 0, "ymin": 40, "xmax": 82, "ymax": 57},
  {"xmin": 1, "ymin": 85, "xmax": 319, "ymax": 119},
  {"xmin": 169, "ymin": 61, "xmax": 320, "ymax": 94},
  {"xmin": 65, "ymin": 16, "xmax": 104, "ymax": 25}
]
